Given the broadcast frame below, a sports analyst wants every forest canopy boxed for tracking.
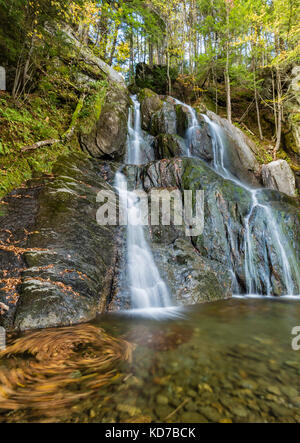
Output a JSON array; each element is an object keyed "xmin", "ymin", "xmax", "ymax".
[{"xmin": 0, "ymin": 0, "xmax": 299, "ymax": 157}]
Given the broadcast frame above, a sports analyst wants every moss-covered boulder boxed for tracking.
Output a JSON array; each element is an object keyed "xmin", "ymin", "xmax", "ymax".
[
  {"xmin": 150, "ymin": 101, "xmax": 178, "ymax": 137},
  {"xmin": 138, "ymin": 88, "xmax": 163, "ymax": 132},
  {"xmin": 80, "ymin": 84, "xmax": 130, "ymax": 160},
  {"xmin": 262, "ymin": 160, "xmax": 297, "ymax": 197},
  {"xmin": 154, "ymin": 134, "xmax": 187, "ymax": 159}
]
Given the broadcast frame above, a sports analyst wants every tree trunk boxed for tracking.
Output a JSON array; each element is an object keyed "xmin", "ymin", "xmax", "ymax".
[
  {"xmin": 109, "ymin": 26, "xmax": 120, "ymax": 66},
  {"xmin": 225, "ymin": 5, "xmax": 232, "ymax": 124},
  {"xmin": 274, "ymin": 66, "xmax": 282, "ymax": 158},
  {"xmin": 149, "ymin": 41, "xmax": 154, "ymax": 67},
  {"xmin": 254, "ymin": 84, "xmax": 263, "ymax": 140}
]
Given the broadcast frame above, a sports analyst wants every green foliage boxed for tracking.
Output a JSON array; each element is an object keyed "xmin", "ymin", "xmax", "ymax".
[
  {"xmin": 136, "ymin": 65, "xmax": 178, "ymax": 95},
  {"xmin": 0, "ymin": 92, "xmax": 76, "ymax": 198}
]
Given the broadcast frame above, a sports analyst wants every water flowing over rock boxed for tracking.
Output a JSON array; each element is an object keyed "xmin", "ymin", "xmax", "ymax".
[
  {"xmin": 138, "ymin": 157, "xmax": 300, "ymax": 296},
  {"xmin": 1, "ymin": 83, "xmax": 300, "ymax": 332},
  {"xmin": 262, "ymin": 160, "xmax": 297, "ymax": 197},
  {"xmin": 115, "ymin": 96, "xmax": 171, "ymax": 311},
  {"xmin": 133, "ymin": 91, "xmax": 300, "ymax": 296},
  {"xmin": 132, "ymin": 159, "xmax": 233, "ymax": 303},
  {"xmin": 205, "ymin": 111, "xmax": 261, "ymax": 187}
]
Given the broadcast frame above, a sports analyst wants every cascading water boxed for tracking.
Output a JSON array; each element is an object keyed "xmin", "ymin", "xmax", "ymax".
[
  {"xmin": 126, "ymin": 95, "xmax": 143, "ymax": 165},
  {"xmin": 200, "ymin": 113, "xmax": 299, "ymax": 296},
  {"xmin": 115, "ymin": 96, "xmax": 171, "ymax": 310},
  {"xmin": 172, "ymin": 98, "xmax": 199, "ymax": 157}
]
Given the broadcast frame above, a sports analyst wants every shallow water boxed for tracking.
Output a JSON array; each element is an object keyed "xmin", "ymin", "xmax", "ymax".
[{"xmin": 1, "ymin": 298, "xmax": 300, "ymax": 423}]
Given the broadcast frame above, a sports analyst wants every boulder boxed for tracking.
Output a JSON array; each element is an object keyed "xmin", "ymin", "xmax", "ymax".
[
  {"xmin": 80, "ymin": 84, "xmax": 130, "ymax": 160},
  {"xmin": 138, "ymin": 88, "xmax": 163, "ymax": 132},
  {"xmin": 175, "ymin": 104, "xmax": 191, "ymax": 137},
  {"xmin": 189, "ymin": 117, "xmax": 213, "ymax": 161},
  {"xmin": 262, "ymin": 160, "xmax": 297, "ymax": 197},
  {"xmin": 150, "ymin": 101, "xmax": 177, "ymax": 136},
  {"xmin": 154, "ymin": 134, "xmax": 187, "ymax": 159}
]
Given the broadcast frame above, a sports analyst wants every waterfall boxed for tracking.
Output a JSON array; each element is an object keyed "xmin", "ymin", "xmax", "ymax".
[
  {"xmin": 115, "ymin": 96, "xmax": 171, "ymax": 310},
  {"xmin": 126, "ymin": 95, "xmax": 143, "ymax": 165},
  {"xmin": 172, "ymin": 98, "xmax": 199, "ymax": 157},
  {"xmin": 200, "ymin": 113, "xmax": 299, "ymax": 296}
]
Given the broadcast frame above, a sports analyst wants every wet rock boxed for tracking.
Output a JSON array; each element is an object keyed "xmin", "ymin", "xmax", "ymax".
[
  {"xmin": 239, "ymin": 380, "xmax": 258, "ymax": 390},
  {"xmin": 188, "ymin": 115, "xmax": 214, "ymax": 161},
  {"xmin": 270, "ymin": 403, "xmax": 292, "ymax": 418},
  {"xmin": 232, "ymin": 405, "xmax": 249, "ymax": 418},
  {"xmin": 175, "ymin": 104, "xmax": 191, "ymax": 137},
  {"xmin": 13, "ymin": 153, "xmax": 119, "ymax": 331},
  {"xmin": 262, "ymin": 160, "xmax": 296, "ymax": 197},
  {"xmin": 134, "ymin": 156, "xmax": 300, "ymax": 298},
  {"xmin": 291, "ymin": 396, "xmax": 300, "ymax": 407},
  {"xmin": 199, "ymin": 406, "xmax": 223, "ymax": 422},
  {"xmin": 150, "ymin": 101, "xmax": 177, "ymax": 136},
  {"xmin": 155, "ymin": 405, "xmax": 173, "ymax": 419},
  {"xmin": 154, "ymin": 134, "xmax": 187, "ymax": 159},
  {"xmin": 0, "ymin": 185, "xmax": 42, "ymax": 329}
]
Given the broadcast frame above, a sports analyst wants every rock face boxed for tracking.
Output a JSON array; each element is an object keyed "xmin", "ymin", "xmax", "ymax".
[
  {"xmin": 154, "ymin": 134, "xmax": 187, "ymax": 159},
  {"xmin": 61, "ymin": 28, "xmax": 130, "ymax": 161},
  {"xmin": 63, "ymin": 25, "xmax": 126, "ymax": 87},
  {"xmin": 262, "ymin": 160, "xmax": 297, "ymax": 197},
  {"xmin": 138, "ymin": 90, "xmax": 259, "ymax": 186},
  {"xmin": 0, "ymin": 153, "xmax": 119, "ymax": 331},
  {"xmin": 138, "ymin": 88, "xmax": 163, "ymax": 132},
  {"xmin": 206, "ymin": 111, "xmax": 261, "ymax": 187},
  {"xmin": 150, "ymin": 101, "xmax": 178, "ymax": 137},
  {"xmin": 130, "ymin": 158, "xmax": 300, "ymax": 297},
  {"xmin": 122, "ymin": 160, "xmax": 233, "ymax": 305},
  {"xmin": 0, "ymin": 185, "xmax": 41, "ymax": 329},
  {"xmin": 80, "ymin": 84, "xmax": 130, "ymax": 160}
]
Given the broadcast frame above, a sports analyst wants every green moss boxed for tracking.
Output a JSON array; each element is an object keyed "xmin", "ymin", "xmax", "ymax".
[
  {"xmin": 137, "ymin": 88, "xmax": 159, "ymax": 102},
  {"xmin": 0, "ymin": 90, "xmax": 79, "ymax": 199},
  {"xmin": 78, "ymin": 80, "xmax": 108, "ymax": 135}
]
